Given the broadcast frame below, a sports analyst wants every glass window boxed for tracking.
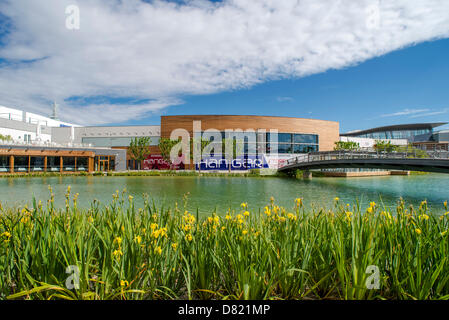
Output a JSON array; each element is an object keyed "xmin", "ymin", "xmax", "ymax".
[
  {"xmin": 0, "ymin": 156, "xmax": 9, "ymax": 172},
  {"xmin": 77, "ymin": 157, "xmax": 88, "ymax": 171},
  {"xmin": 244, "ymin": 143, "xmax": 258, "ymax": 155},
  {"xmin": 293, "ymin": 134, "xmax": 318, "ymax": 144},
  {"xmin": 63, "ymin": 157, "xmax": 76, "ymax": 171},
  {"xmin": 280, "ymin": 144, "xmax": 293, "ymax": 153},
  {"xmin": 256, "ymin": 143, "xmax": 266, "ymax": 154},
  {"xmin": 278, "ymin": 133, "xmax": 292, "ymax": 143},
  {"xmin": 225, "ymin": 131, "xmax": 257, "ymax": 144},
  {"xmin": 14, "ymin": 156, "xmax": 28, "ymax": 172},
  {"xmin": 30, "ymin": 157, "xmax": 44, "ymax": 172},
  {"xmin": 293, "ymin": 144, "xmax": 318, "ymax": 153},
  {"xmin": 267, "ymin": 143, "xmax": 292, "ymax": 154},
  {"xmin": 267, "ymin": 143, "xmax": 321, "ymax": 154},
  {"xmin": 109, "ymin": 157, "xmax": 115, "ymax": 171},
  {"xmin": 47, "ymin": 156, "xmax": 61, "ymax": 172},
  {"xmin": 266, "ymin": 133, "xmax": 291, "ymax": 143}
]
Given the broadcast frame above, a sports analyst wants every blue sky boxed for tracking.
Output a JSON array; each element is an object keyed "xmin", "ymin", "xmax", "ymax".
[
  {"xmin": 0, "ymin": 0, "xmax": 448, "ymax": 132},
  {"xmin": 129, "ymin": 38, "xmax": 449, "ymax": 133}
]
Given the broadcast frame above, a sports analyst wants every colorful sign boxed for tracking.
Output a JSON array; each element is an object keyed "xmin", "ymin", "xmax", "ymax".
[
  {"xmin": 143, "ymin": 154, "xmax": 297, "ymax": 170},
  {"xmin": 195, "ymin": 155, "xmax": 269, "ymax": 171},
  {"xmin": 263, "ymin": 154, "xmax": 295, "ymax": 169},
  {"xmin": 143, "ymin": 154, "xmax": 183, "ymax": 170}
]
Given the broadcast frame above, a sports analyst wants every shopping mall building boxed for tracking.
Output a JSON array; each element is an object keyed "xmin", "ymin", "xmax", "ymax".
[
  {"xmin": 0, "ymin": 106, "xmax": 340, "ymax": 173},
  {"xmin": 50, "ymin": 115, "xmax": 340, "ymax": 171},
  {"xmin": 1, "ymin": 105, "xmax": 447, "ymax": 173},
  {"xmin": 340, "ymin": 122, "xmax": 449, "ymax": 151}
]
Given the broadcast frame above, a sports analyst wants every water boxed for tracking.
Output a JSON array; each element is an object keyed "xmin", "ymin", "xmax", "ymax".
[{"xmin": 0, "ymin": 174, "xmax": 448, "ymax": 216}]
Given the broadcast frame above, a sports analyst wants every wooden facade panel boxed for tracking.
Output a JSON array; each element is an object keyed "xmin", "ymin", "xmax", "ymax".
[
  {"xmin": 0, "ymin": 148, "xmax": 95, "ymax": 157},
  {"xmin": 0, "ymin": 148, "xmax": 96, "ymax": 174},
  {"xmin": 161, "ymin": 115, "xmax": 340, "ymax": 151}
]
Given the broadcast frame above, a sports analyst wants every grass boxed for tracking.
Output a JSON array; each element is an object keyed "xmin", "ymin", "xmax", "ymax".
[
  {"xmin": 0, "ymin": 172, "xmax": 90, "ymax": 178},
  {"xmin": 107, "ymin": 169, "xmax": 271, "ymax": 177},
  {"xmin": 0, "ymin": 169, "xmax": 282, "ymax": 179},
  {"xmin": 409, "ymin": 171, "xmax": 431, "ymax": 175},
  {"xmin": 1, "ymin": 190, "xmax": 449, "ymax": 300},
  {"xmin": 0, "ymin": 169, "xmax": 435, "ymax": 179}
]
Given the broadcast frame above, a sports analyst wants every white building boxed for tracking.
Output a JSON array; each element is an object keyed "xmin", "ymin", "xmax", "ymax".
[
  {"xmin": 51, "ymin": 125, "xmax": 160, "ymax": 147},
  {"xmin": 0, "ymin": 105, "xmax": 78, "ymax": 143},
  {"xmin": 340, "ymin": 136, "xmax": 408, "ymax": 149}
]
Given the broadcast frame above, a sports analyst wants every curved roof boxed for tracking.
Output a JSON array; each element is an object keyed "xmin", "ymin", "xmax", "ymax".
[
  {"xmin": 341, "ymin": 122, "xmax": 447, "ymax": 137},
  {"xmin": 162, "ymin": 114, "xmax": 338, "ymax": 123}
]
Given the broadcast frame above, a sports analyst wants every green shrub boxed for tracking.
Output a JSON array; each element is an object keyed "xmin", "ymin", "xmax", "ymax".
[{"xmin": 1, "ymin": 193, "xmax": 448, "ymax": 300}]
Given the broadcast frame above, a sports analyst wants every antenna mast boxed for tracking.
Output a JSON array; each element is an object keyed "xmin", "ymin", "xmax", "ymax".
[{"xmin": 50, "ymin": 101, "xmax": 59, "ymax": 120}]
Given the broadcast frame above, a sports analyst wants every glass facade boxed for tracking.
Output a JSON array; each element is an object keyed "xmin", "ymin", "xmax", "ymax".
[
  {"xmin": 77, "ymin": 157, "xmax": 88, "ymax": 171},
  {"xmin": 0, "ymin": 156, "xmax": 9, "ymax": 172},
  {"xmin": 293, "ymin": 144, "xmax": 318, "ymax": 153},
  {"xmin": 30, "ymin": 156, "xmax": 45, "ymax": 172},
  {"xmin": 47, "ymin": 156, "xmax": 61, "ymax": 172},
  {"xmin": 293, "ymin": 134, "xmax": 319, "ymax": 144},
  {"xmin": 0, "ymin": 156, "xmax": 92, "ymax": 173},
  {"xmin": 277, "ymin": 133, "xmax": 292, "ymax": 143},
  {"xmin": 267, "ymin": 133, "xmax": 319, "ymax": 154},
  {"xmin": 63, "ymin": 157, "xmax": 76, "ymax": 171},
  {"xmin": 357, "ymin": 129, "xmax": 432, "ymax": 140},
  {"xmin": 14, "ymin": 156, "xmax": 28, "ymax": 172},
  {"xmin": 95, "ymin": 155, "xmax": 115, "ymax": 171},
  {"xmin": 196, "ymin": 131, "xmax": 319, "ymax": 155}
]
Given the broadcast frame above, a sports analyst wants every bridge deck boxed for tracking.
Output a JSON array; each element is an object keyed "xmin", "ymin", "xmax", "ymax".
[{"xmin": 278, "ymin": 151, "xmax": 449, "ymax": 174}]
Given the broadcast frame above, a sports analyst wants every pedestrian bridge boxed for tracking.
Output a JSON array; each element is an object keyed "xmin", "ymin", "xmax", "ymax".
[{"xmin": 278, "ymin": 150, "xmax": 449, "ymax": 174}]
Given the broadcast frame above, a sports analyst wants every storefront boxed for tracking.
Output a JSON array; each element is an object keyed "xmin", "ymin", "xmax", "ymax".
[{"xmin": 0, "ymin": 145, "xmax": 126, "ymax": 174}]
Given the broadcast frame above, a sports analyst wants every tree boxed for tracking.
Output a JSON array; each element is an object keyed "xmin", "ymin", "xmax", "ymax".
[
  {"xmin": 158, "ymin": 137, "xmax": 210, "ymax": 171},
  {"xmin": 222, "ymin": 137, "xmax": 244, "ymax": 172},
  {"xmin": 190, "ymin": 137, "xmax": 212, "ymax": 173},
  {"xmin": 374, "ymin": 140, "xmax": 398, "ymax": 153},
  {"xmin": 158, "ymin": 136, "xmax": 243, "ymax": 172},
  {"xmin": 392, "ymin": 143, "xmax": 428, "ymax": 158},
  {"xmin": 158, "ymin": 138, "xmax": 181, "ymax": 169},
  {"xmin": 128, "ymin": 137, "xmax": 151, "ymax": 170},
  {"xmin": 0, "ymin": 134, "xmax": 12, "ymax": 142},
  {"xmin": 334, "ymin": 141, "xmax": 360, "ymax": 151}
]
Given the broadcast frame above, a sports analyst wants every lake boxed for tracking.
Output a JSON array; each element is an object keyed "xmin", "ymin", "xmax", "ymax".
[{"xmin": 0, "ymin": 174, "xmax": 448, "ymax": 216}]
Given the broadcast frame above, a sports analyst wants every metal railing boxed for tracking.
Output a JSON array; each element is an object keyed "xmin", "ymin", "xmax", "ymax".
[
  {"xmin": 0, "ymin": 112, "xmax": 50, "ymax": 125},
  {"xmin": 282, "ymin": 149, "xmax": 449, "ymax": 168},
  {"xmin": 0, "ymin": 139, "xmax": 108, "ymax": 149}
]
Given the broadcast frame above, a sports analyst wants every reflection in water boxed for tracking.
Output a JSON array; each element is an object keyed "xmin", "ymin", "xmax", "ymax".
[{"xmin": 0, "ymin": 174, "xmax": 448, "ymax": 216}]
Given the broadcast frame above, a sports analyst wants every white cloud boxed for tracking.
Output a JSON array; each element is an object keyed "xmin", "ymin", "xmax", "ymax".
[
  {"xmin": 0, "ymin": 0, "xmax": 449, "ymax": 125},
  {"xmin": 379, "ymin": 108, "xmax": 430, "ymax": 117},
  {"xmin": 409, "ymin": 108, "xmax": 449, "ymax": 118},
  {"xmin": 276, "ymin": 96, "xmax": 294, "ymax": 102},
  {"xmin": 378, "ymin": 107, "xmax": 449, "ymax": 119}
]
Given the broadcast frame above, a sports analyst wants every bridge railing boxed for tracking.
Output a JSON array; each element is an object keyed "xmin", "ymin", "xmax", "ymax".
[{"xmin": 283, "ymin": 150, "xmax": 449, "ymax": 167}]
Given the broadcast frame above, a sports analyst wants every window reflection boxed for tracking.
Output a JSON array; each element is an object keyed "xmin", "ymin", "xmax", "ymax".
[{"xmin": 199, "ymin": 131, "xmax": 319, "ymax": 155}]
